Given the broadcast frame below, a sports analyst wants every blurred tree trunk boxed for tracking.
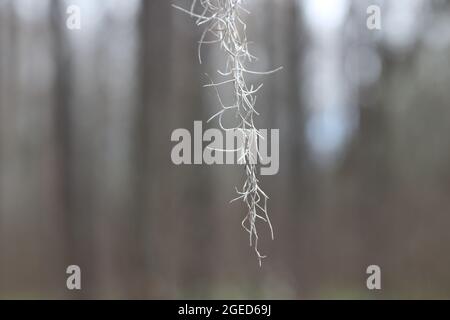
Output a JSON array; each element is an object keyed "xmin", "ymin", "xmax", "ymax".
[
  {"xmin": 0, "ymin": 0, "xmax": 17, "ymax": 296},
  {"xmin": 130, "ymin": 0, "xmax": 175, "ymax": 298},
  {"xmin": 50, "ymin": 0, "xmax": 96, "ymax": 298},
  {"xmin": 168, "ymin": 3, "xmax": 215, "ymax": 297},
  {"xmin": 264, "ymin": 0, "xmax": 313, "ymax": 296},
  {"xmin": 339, "ymin": 2, "xmax": 397, "ymax": 288}
]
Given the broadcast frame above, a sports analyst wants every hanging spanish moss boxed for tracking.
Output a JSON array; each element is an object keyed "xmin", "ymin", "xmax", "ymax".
[{"xmin": 173, "ymin": 0, "xmax": 282, "ymax": 265}]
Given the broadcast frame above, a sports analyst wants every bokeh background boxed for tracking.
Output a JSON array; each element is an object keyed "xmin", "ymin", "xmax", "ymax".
[{"xmin": 1, "ymin": 0, "xmax": 450, "ymax": 299}]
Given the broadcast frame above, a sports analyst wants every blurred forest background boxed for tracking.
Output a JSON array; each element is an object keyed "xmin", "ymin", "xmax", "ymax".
[{"xmin": 1, "ymin": 0, "xmax": 450, "ymax": 299}]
